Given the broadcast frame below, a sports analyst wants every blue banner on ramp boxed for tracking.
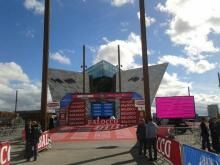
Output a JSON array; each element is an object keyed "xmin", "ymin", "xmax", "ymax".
[{"xmin": 182, "ymin": 144, "xmax": 220, "ymax": 165}]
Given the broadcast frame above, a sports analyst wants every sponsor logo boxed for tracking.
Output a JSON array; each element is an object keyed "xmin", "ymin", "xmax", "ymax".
[
  {"xmin": 0, "ymin": 143, "xmax": 10, "ymax": 165},
  {"xmin": 199, "ymin": 155, "xmax": 219, "ymax": 165},
  {"xmin": 157, "ymin": 137, "xmax": 171, "ymax": 158}
]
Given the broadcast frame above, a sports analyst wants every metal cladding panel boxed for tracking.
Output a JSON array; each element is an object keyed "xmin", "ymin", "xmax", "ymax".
[
  {"xmin": 48, "ymin": 68, "xmax": 89, "ymax": 101},
  {"xmin": 116, "ymin": 63, "xmax": 168, "ymax": 105}
]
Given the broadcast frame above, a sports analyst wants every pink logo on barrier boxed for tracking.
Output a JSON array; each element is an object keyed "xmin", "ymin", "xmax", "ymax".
[
  {"xmin": 0, "ymin": 142, "xmax": 10, "ymax": 165},
  {"xmin": 156, "ymin": 135, "xmax": 181, "ymax": 165}
]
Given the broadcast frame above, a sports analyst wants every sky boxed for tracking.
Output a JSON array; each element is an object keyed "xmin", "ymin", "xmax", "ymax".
[{"xmin": 0, "ymin": 0, "xmax": 220, "ymax": 115}]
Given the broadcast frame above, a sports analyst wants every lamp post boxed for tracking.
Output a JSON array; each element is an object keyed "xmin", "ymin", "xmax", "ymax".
[
  {"xmin": 139, "ymin": 0, "xmax": 151, "ymax": 121},
  {"xmin": 14, "ymin": 90, "xmax": 18, "ymax": 113},
  {"xmin": 118, "ymin": 45, "xmax": 122, "ymax": 93},
  {"xmin": 41, "ymin": 0, "xmax": 50, "ymax": 131}
]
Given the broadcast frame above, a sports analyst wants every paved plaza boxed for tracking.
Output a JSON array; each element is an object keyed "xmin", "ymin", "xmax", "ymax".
[{"xmin": 11, "ymin": 140, "xmax": 156, "ymax": 165}]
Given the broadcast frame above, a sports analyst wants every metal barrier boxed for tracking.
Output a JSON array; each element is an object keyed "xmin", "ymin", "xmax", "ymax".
[{"xmin": 155, "ymin": 126, "xmax": 202, "ymax": 165}]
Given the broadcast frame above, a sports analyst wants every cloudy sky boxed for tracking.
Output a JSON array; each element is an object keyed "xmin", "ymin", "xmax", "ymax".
[{"xmin": 0, "ymin": 0, "xmax": 220, "ymax": 115}]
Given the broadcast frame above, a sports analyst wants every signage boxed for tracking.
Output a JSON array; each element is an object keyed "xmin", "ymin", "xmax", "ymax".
[
  {"xmin": 59, "ymin": 109, "xmax": 66, "ymax": 126},
  {"xmin": 38, "ymin": 132, "xmax": 49, "ymax": 151},
  {"xmin": 68, "ymin": 100, "xmax": 86, "ymax": 126},
  {"xmin": 182, "ymin": 144, "xmax": 220, "ymax": 165},
  {"xmin": 0, "ymin": 142, "xmax": 10, "ymax": 165},
  {"xmin": 156, "ymin": 96, "xmax": 195, "ymax": 119},
  {"xmin": 120, "ymin": 99, "xmax": 138, "ymax": 125},
  {"xmin": 156, "ymin": 135, "xmax": 181, "ymax": 165},
  {"xmin": 88, "ymin": 119, "xmax": 119, "ymax": 125},
  {"xmin": 47, "ymin": 102, "xmax": 60, "ymax": 109},
  {"xmin": 74, "ymin": 92, "xmax": 133, "ymax": 99}
]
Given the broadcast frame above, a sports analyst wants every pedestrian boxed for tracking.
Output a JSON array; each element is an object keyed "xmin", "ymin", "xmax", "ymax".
[
  {"xmin": 25, "ymin": 120, "xmax": 32, "ymax": 161},
  {"xmin": 30, "ymin": 121, "xmax": 42, "ymax": 161},
  {"xmin": 214, "ymin": 117, "xmax": 220, "ymax": 153},
  {"xmin": 49, "ymin": 116, "xmax": 54, "ymax": 130},
  {"xmin": 209, "ymin": 117, "xmax": 218, "ymax": 152},
  {"xmin": 136, "ymin": 118, "xmax": 146, "ymax": 156},
  {"xmin": 146, "ymin": 117, "xmax": 158, "ymax": 161},
  {"xmin": 200, "ymin": 117, "xmax": 211, "ymax": 151}
]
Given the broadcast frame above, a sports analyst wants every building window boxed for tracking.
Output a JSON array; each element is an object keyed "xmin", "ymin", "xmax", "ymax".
[
  {"xmin": 64, "ymin": 78, "xmax": 76, "ymax": 84},
  {"xmin": 128, "ymin": 76, "xmax": 139, "ymax": 82},
  {"xmin": 51, "ymin": 78, "xmax": 63, "ymax": 83}
]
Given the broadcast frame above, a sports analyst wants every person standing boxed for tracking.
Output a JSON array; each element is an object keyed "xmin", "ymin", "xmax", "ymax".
[
  {"xmin": 30, "ymin": 121, "xmax": 42, "ymax": 161},
  {"xmin": 200, "ymin": 117, "xmax": 211, "ymax": 151},
  {"xmin": 209, "ymin": 117, "xmax": 218, "ymax": 152},
  {"xmin": 146, "ymin": 117, "xmax": 158, "ymax": 161},
  {"xmin": 214, "ymin": 117, "xmax": 220, "ymax": 153},
  {"xmin": 136, "ymin": 118, "xmax": 146, "ymax": 155},
  {"xmin": 25, "ymin": 120, "xmax": 32, "ymax": 161}
]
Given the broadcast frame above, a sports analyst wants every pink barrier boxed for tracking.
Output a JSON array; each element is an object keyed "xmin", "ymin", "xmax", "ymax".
[
  {"xmin": 0, "ymin": 142, "xmax": 10, "ymax": 165},
  {"xmin": 38, "ymin": 131, "xmax": 49, "ymax": 151},
  {"xmin": 157, "ymin": 135, "xmax": 181, "ymax": 165},
  {"xmin": 22, "ymin": 130, "xmax": 49, "ymax": 152}
]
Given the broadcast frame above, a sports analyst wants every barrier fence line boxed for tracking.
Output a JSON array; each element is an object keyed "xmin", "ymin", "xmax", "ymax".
[{"xmin": 156, "ymin": 126, "xmax": 220, "ymax": 165}]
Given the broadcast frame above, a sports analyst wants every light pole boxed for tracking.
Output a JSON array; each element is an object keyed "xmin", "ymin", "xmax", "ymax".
[
  {"xmin": 14, "ymin": 90, "xmax": 18, "ymax": 113},
  {"xmin": 41, "ymin": 0, "xmax": 50, "ymax": 131},
  {"xmin": 139, "ymin": 0, "xmax": 151, "ymax": 121}
]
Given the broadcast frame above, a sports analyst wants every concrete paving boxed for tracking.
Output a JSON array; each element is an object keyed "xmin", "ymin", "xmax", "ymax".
[{"xmin": 11, "ymin": 140, "xmax": 158, "ymax": 165}]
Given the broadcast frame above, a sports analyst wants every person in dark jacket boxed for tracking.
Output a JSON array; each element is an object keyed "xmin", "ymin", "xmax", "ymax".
[
  {"xmin": 25, "ymin": 120, "xmax": 32, "ymax": 161},
  {"xmin": 136, "ymin": 118, "xmax": 146, "ymax": 155},
  {"xmin": 200, "ymin": 117, "xmax": 211, "ymax": 151},
  {"xmin": 209, "ymin": 117, "xmax": 218, "ymax": 152},
  {"xmin": 30, "ymin": 121, "xmax": 42, "ymax": 161}
]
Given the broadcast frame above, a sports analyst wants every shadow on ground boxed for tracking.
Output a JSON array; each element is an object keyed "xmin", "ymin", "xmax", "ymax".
[{"xmin": 67, "ymin": 142, "xmax": 155, "ymax": 165}]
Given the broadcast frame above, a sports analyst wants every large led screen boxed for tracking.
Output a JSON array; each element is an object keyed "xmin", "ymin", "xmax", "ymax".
[{"xmin": 156, "ymin": 96, "xmax": 195, "ymax": 119}]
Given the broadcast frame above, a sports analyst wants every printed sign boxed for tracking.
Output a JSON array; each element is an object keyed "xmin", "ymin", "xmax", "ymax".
[
  {"xmin": 0, "ymin": 142, "xmax": 10, "ymax": 165},
  {"xmin": 59, "ymin": 109, "xmax": 66, "ymax": 126},
  {"xmin": 156, "ymin": 135, "xmax": 181, "ymax": 165},
  {"xmin": 120, "ymin": 99, "xmax": 138, "ymax": 125},
  {"xmin": 182, "ymin": 144, "xmax": 220, "ymax": 165},
  {"xmin": 68, "ymin": 100, "xmax": 86, "ymax": 126},
  {"xmin": 156, "ymin": 96, "xmax": 196, "ymax": 119},
  {"xmin": 38, "ymin": 131, "xmax": 49, "ymax": 151},
  {"xmin": 88, "ymin": 119, "xmax": 119, "ymax": 125}
]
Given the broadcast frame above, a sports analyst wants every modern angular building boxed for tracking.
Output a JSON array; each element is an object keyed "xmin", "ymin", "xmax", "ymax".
[{"xmin": 48, "ymin": 60, "xmax": 168, "ymax": 122}]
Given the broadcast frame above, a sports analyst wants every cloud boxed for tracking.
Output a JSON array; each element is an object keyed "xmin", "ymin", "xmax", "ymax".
[
  {"xmin": 94, "ymin": 32, "xmax": 142, "ymax": 69},
  {"xmin": 110, "ymin": 0, "xmax": 134, "ymax": 7},
  {"xmin": 50, "ymin": 52, "xmax": 71, "ymax": 65},
  {"xmin": 0, "ymin": 62, "xmax": 29, "ymax": 84},
  {"xmin": 158, "ymin": 55, "xmax": 216, "ymax": 74},
  {"xmin": 137, "ymin": 12, "xmax": 156, "ymax": 27},
  {"xmin": 0, "ymin": 62, "xmax": 45, "ymax": 111},
  {"xmin": 24, "ymin": 0, "xmax": 44, "ymax": 15},
  {"xmin": 156, "ymin": 0, "xmax": 220, "ymax": 55}
]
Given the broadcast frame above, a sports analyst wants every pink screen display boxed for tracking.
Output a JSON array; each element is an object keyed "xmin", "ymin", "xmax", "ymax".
[{"xmin": 156, "ymin": 96, "xmax": 195, "ymax": 119}]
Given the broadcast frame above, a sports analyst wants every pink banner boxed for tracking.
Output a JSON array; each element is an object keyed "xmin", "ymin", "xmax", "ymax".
[
  {"xmin": 156, "ymin": 96, "xmax": 195, "ymax": 119},
  {"xmin": 0, "ymin": 142, "xmax": 10, "ymax": 165},
  {"xmin": 156, "ymin": 135, "xmax": 181, "ymax": 165}
]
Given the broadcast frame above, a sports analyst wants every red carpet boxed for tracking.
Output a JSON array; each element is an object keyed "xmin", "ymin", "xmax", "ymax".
[{"xmin": 49, "ymin": 124, "xmax": 137, "ymax": 142}]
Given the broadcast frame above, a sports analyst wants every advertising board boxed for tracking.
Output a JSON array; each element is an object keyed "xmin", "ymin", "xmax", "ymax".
[
  {"xmin": 120, "ymin": 99, "xmax": 137, "ymax": 125},
  {"xmin": 182, "ymin": 144, "xmax": 220, "ymax": 165},
  {"xmin": 156, "ymin": 96, "xmax": 195, "ymax": 119}
]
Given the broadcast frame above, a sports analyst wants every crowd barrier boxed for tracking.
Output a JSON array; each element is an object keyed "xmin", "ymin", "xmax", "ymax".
[
  {"xmin": 157, "ymin": 127, "xmax": 220, "ymax": 165},
  {"xmin": 22, "ymin": 130, "xmax": 50, "ymax": 152},
  {"xmin": 0, "ymin": 141, "xmax": 10, "ymax": 165}
]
